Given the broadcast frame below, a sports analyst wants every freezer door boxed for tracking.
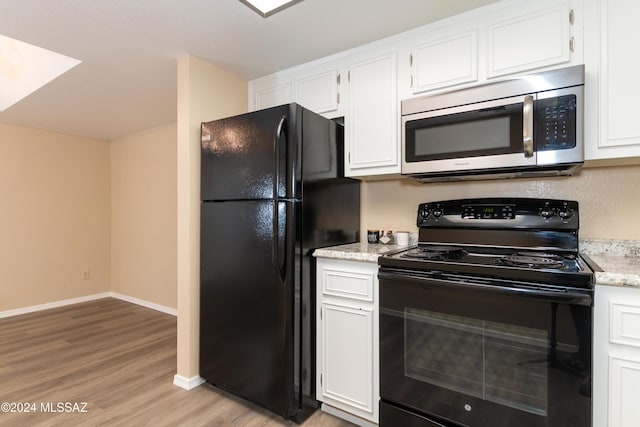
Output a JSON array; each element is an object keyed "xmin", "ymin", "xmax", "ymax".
[
  {"xmin": 301, "ymin": 178, "xmax": 360, "ymax": 252},
  {"xmin": 201, "ymin": 104, "xmax": 296, "ymax": 201},
  {"xmin": 301, "ymin": 107, "xmax": 342, "ymax": 181},
  {"xmin": 199, "ymin": 200, "xmax": 300, "ymax": 417}
]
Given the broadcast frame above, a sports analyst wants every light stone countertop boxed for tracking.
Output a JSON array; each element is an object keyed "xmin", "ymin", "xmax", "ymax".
[
  {"xmin": 314, "ymin": 238, "xmax": 640, "ymax": 289},
  {"xmin": 313, "ymin": 242, "xmax": 411, "ymax": 263},
  {"xmin": 581, "ymin": 239, "xmax": 640, "ymax": 288}
]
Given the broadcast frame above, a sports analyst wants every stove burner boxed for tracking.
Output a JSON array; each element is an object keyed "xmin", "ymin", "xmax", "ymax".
[
  {"xmin": 401, "ymin": 246, "xmax": 467, "ymax": 260},
  {"xmin": 501, "ymin": 255, "xmax": 567, "ymax": 270}
]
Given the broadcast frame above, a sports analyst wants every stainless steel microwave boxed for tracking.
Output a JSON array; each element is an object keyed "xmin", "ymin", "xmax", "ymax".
[{"xmin": 401, "ymin": 65, "xmax": 584, "ymax": 182}]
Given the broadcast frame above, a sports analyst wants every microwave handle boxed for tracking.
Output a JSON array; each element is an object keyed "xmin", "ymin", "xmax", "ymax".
[{"xmin": 522, "ymin": 95, "xmax": 534, "ymax": 157}]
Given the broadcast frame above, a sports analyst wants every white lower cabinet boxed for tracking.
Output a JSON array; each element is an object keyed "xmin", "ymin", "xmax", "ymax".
[
  {"xmin": 594, "ymin": 285, "xmax": 640, "ymax": 427},
  {"xmin": 316, "ymin": 257, "xmax": 379, "ymax": 425}
]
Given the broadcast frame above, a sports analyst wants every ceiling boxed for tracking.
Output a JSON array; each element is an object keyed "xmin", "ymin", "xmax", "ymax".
[{"xmin": 0, "ymin": 0, "xmax": 498, "ymax": 140}]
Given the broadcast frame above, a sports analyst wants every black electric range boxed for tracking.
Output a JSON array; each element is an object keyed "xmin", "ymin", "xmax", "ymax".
[{"xmin": 378, "ymin": 198, "xmax": 595, "ymax": 427}]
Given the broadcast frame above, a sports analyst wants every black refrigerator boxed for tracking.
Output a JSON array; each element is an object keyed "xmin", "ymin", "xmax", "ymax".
[{"xmin": 199, "ymin": 103, "xmax": 360, "ymax": 422}]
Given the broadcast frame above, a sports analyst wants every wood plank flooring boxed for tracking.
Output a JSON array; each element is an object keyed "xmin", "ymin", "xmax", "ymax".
[{"xmin": 0, "ymin": 298, "xmax": 354, "ymax": 427}]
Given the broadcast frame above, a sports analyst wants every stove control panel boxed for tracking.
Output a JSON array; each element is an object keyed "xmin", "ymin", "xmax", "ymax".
[
  {"xmin": 462, "ymin": 204, "xmax": 515, "ymax": 220},
  {"xmin": 416, "ymin": 198, "xmax": 579, "ymax": 229}
]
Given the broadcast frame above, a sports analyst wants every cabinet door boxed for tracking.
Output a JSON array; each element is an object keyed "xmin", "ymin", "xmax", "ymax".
[
  {"xmin": 585, "ymin": 0, "xmax": 640, "ymax": 160},
  {"xmin": 411, "ymin": 30, "xmax": 478, "ymax": 94},
  {"xmin": 594, "ymin": 285, "xmax": 640, "ymax": 427},
  {"xmin": 609, "ymin": 357, "xmax": 640, "ymax": 427},
  {"xmin": 295, "ymin": 69, "xmax": 339, "ymax": 114},
  {"xmin": 487, "ymin": 4, "xmax": 571, "ymax": 78},
  {"xmin": 320, "ymin": 302, "xmax": 374, "ymax": 416},
  {"xmin": 346, "ymin": 52, "xmax": 399, "ymax": 177},
  {"xmin": 253, "ymin": 82, "xmax": 292, "ymax": 111}
]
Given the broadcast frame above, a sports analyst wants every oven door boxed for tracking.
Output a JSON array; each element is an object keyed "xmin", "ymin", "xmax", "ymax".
[{"xmin": 378, "ymin": 268, "xmax": 592, "ymax": 427}]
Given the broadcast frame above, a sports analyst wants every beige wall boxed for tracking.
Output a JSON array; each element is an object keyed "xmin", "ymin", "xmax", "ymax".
[
  {"xmin": 361, "ymin": 164, "xmax": 640, "ymax": 240},
  {"xmin": 176, "ymin": 55, "xmax": 247, "ymax": 380},
  {"xmin": 0, "ymin": 124, "xmax": 110, "ymax": 311},
  {"xmin": 110, "ymin": 123, "xmax": 177, "ymax": 309}
]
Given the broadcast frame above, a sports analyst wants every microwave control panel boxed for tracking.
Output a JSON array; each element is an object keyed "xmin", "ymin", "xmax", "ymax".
[{"xmin": 536, "ymin": 95, "xmax": 577, "ymax": 151}]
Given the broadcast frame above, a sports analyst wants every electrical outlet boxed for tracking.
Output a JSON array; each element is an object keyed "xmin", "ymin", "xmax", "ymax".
[{"xmin": 83, "ymin": 270, "xmax": 90, "ymax": 280}]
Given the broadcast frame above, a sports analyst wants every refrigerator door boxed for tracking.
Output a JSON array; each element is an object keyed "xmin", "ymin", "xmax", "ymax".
[
  {"xmin": 201, "ymin": 104, "xmax": 297, "ymax": 202},
  {"xmin": 199, "ymin": 199, "xmax": 300, "ymax": 417}
]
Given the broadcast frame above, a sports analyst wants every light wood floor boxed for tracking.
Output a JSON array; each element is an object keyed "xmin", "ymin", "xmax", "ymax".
[{"xmin": 0, "ymin": 298, "xmax": 354, "ymax": 427}]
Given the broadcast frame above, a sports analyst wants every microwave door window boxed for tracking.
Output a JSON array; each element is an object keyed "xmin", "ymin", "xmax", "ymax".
[
  {"xmin": 406, "ymin": 103, "xmax": 523, "ymax": 162},
  {"xmin": 413, "ymin": 116, "xmax": 511, "ymax": 156}
]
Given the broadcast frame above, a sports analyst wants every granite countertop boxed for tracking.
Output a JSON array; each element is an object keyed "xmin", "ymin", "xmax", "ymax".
[
  {"xmin": 313, "ymin": 242, "xmax": 410, "ymax": 263},
  {"xmin": 581, "ymin": 239, "xmax": 640, "ymax": 288},
  {"xmin": 314, "ymin": 238, "xmax": 640, "ymax": 289}
]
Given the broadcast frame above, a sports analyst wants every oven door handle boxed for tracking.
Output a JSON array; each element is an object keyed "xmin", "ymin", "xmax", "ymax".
[{"xmin": 378, "ymin": 271, "xmax": 592, "ymax": 306}]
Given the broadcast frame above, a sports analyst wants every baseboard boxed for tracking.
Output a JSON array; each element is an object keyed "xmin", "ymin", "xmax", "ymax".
[
  {"xmin": 173, "ymin": 374, "xmax": 206, "ymax": 390},
  {"xmin": 0, "ymin": 292, "xmax": 177, "ymax": 319},
  {"xmin": 0, "ymin": 292, "xmax": 111, "ymax": 319},
  {"xmin": 109, "ymin": 292, "xmax": 177, "ymax": 316}
]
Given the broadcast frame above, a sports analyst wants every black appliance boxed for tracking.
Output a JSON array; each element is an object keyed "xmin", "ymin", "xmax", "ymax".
[
  {"xmin": 199, "ymin": 103, "xmax": 360, "ymax": 422},
  {"xmin": 378, "ymin": 198, "xmax": 595, "ymax": 427}
]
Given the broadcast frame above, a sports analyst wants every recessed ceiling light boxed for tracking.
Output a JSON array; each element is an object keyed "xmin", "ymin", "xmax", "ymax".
[
  {"xmin": 240, "ymin": 0, "xmax": 303, "ymax": 17},
  {"xmin": 0, "ymin": 34, "xmax": 81, "ymax": 112}
]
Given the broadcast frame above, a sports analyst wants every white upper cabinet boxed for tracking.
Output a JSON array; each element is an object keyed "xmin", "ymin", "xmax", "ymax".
[
  {"xmin": 486, "ymin": 4, "xmax": 572, "ymax": 78},
  {"xmin": 345, "ymin": 51, "xmax": 400, "ymax": 177},
  {"xmin": 584, "ymin": 0, "xmax": 640, "ymax": 160},
  {"xmin": 251, "ymin": 81, "xmax": 292, "ymax": 111},
  {"xmin": 249, "ymin": 63, "xmax": 342, "ymax": 116},
  {"xmin": 294, "ymin": 69, "xmax": 340, "ymax": 115},
  {"xmin": 248, "ymin": 0, "xmax": 585, "ymax": 178},
  {"xmin": 409, "ymin": 29, "xmax": 478, "ymax": 95}
]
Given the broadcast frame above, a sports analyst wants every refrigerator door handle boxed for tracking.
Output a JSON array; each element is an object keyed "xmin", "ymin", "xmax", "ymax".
[
  {"xmin": 272, "ymin": 115, "xmax": 287, "ymax": 281},
  {"xmin": 272, "ymin": 201, "xmax": 287, "ymax": 282},
  {"xmin": 274, "ymin": 115, "xmax": 286, "ymax": 199}
]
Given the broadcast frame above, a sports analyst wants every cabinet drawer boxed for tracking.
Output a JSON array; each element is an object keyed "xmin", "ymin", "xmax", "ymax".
[
  {"xmin": 322, "ymin": 268, "xmax": 375, "ymax": 302},
  {"xmin": 610, "ymin": 301, "xmax": 640, "ymax": 348}
]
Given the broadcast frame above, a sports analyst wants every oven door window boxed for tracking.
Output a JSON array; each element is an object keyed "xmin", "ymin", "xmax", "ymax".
[
  {"xmin": 380, "ymin": 274, "xmax": 592, "ymax": 427},
  {"xmin": 404, "ymin": 101, "xmax": 524, "ymax": 162},
  {"xmin": 405, "ymin": 309, "xmax": 548, "ymax": 416}
]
